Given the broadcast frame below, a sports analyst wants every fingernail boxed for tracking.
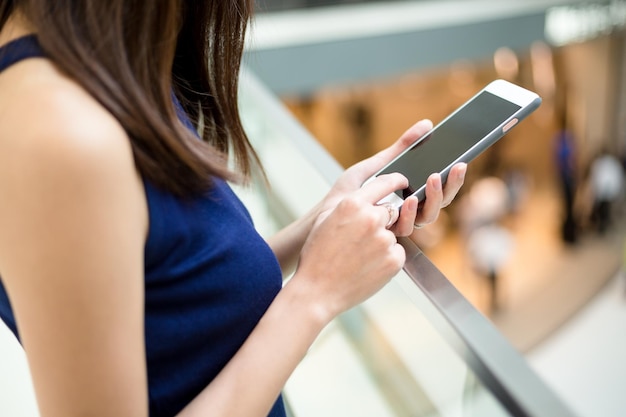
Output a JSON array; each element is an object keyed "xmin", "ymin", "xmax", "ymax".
[
  {"xmin": 458, "ymin": 163, "xmax": 467, "ymax": 178},
  {"xmin": 432, "ymin": 174, "xmax": 442, "ymax": 191}
]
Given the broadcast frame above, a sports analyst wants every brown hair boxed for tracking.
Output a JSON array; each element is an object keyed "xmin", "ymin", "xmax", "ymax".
[{"xmin": 0, "ymin": 0, "xmax": 260, "ymax": 196}]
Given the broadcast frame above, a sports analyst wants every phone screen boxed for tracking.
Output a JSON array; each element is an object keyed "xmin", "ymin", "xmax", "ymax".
[{"xmin": 379, "ymin": 91, "xmax": 522, "ymax": 198}]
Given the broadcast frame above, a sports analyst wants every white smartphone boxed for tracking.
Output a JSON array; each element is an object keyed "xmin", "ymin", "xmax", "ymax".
[{"xmin": 367, "ymin": 79, "xmax": 542, "ymax": 208}]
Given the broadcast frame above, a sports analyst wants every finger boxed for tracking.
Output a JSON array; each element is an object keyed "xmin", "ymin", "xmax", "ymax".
[
  {"xmin": 359, "ymin": 172, "xmax": 408, "ymax": 204},
  {"xmin": 378, "ymin": 119, "xmax": 433, "ymax": 165},
  {"xmin": 441, "ymin": 163, "xmax": 467, "ymax": 207},
  {"xmin": 395, "ymin": 119, "xmax": 433, "ymax": 150},
  {"xmin": 389, "ymin": 242, "xmax": 407, "ymax": 269},
  {"xmin": 379, "ymin": 203, "xmax": 400, "ymax": 229},
  {"xmin": 416, "ymin": 173, "xmax": 443, "ymax": 225},
  {"xmin": 390, "ymin": 196, "xmax": 418, "ymax": 236},
  {"xmin": 353, "ymin": 119, "xmax": 433, "ymax": 179}
]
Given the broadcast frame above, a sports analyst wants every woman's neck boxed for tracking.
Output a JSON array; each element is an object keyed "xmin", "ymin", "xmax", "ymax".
[{"xmin": 0, "ymin": 11, "xmax": 35, "ymax": 47}]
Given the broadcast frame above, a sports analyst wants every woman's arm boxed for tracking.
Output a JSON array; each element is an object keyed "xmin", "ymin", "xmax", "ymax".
[
  {"xmin": 182, "ymin": 172, "xmax": 412, "ymax": 416},
  {"xmin": 0, "ymin": 61, "xmax": 150, "ymax": 417},
  {"xmin": 267, "ymin": 119, "xmax": 467, "ymax": 274},
  {"xmin": 265, "ymin": 201, "xmax": 322, "ymax": 274},
  {"xmin": 0, "ymin": 63, "xmax": 464, "ymax": 417},
  {"xmin": 0, "ymin": 70, "xmax": 407, "ymax": 417}
]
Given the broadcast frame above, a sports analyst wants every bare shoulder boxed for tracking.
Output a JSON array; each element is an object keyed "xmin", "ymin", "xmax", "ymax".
[
  {"xmin": 0, "ymin": 61, "xmax": 149, "ymax": 417},
  {"xmin": 0, "ymin": 58, "xmax": 134, "ymax": 176},
  {"xmin": 0, "ymin": 58, "xmax": 148, "ymax": 248}
]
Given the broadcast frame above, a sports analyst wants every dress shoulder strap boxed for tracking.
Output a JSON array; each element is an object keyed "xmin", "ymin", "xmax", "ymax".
[{"xmin": 0, "ymin": 35, "xmax": 44, "ymax": 72}]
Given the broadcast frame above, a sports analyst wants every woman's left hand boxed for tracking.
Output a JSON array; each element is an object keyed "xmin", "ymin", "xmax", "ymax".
[{"xmin": 320, "ymin": 119, "xmax": 467, "ymax": 237}]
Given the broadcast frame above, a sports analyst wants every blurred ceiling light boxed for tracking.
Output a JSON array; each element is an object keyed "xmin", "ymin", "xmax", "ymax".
[
  {"xmin": 493, "ymin": 47, "xmax": 519, "ymax": 81},
  {"xmin": 545, "ymin": 1, "xmax": 626, "ymax": 47}
]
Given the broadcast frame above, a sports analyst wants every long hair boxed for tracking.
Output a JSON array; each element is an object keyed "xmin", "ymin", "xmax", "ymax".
[{"xmin": 0, "ymin": 0, "xmax": 260, "ymax": 196}]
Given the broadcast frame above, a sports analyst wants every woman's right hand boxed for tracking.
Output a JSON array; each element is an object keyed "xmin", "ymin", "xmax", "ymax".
[
  {"xmin": 180, "ymin": 174, "xmax": 410, "ymax": 416},
  {"xmin": 287, "ymin": 172, "xmax": 409, "ymax": 323}
]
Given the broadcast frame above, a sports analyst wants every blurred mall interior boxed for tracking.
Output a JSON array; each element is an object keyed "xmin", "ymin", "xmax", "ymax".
[
  {"xmin": 246, "ymin": 0, "xmax": 626, "ymax": 415},
  {"xmin": 251, "ymin": 0, "xmax": 626, "ymax": 325},
  {"xmin": 1, "ymin": 1, "xmax": 625, "ymax": 417}
]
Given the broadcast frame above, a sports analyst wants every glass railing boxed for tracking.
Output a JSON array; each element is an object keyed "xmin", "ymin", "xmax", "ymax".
[
  {"xmin": 237, "ymin": 67, "xmax": 577, "ymax": 417},
  {"xmin": 255, "ymin": 0, "xmax": 408, "ymax": 13}
]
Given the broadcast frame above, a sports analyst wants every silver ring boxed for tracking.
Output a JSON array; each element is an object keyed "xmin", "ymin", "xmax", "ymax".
[{"xmin": 383, "ymin": 203, "xmax": 398, "ymax": 228}]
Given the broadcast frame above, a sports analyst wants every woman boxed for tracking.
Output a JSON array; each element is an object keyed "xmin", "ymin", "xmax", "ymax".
[{"xmin": 0, "ymin": 1, "xmax": 466, "ymax": 416}]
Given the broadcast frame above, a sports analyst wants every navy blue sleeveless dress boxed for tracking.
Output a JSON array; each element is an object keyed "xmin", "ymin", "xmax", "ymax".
[{"xmin": 0, "ymin": 36, "xmax": 286, "ymax": 417}]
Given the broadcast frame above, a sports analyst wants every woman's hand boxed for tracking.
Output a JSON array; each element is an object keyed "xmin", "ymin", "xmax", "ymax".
[
  {"xmin": 320, "ymin": 119, "xmax": 467, "ymax": 236},
  {"xmin": 290, "ymin": 173, "xmax": 410, "ymax": 320},
  {"xmin": 267, "ymin": 119, "xmax": 466, "ymax": 276}
]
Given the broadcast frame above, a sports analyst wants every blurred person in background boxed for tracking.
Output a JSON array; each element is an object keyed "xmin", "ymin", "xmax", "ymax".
[
  {"xmin": 0, "ymin": 1, "xmax": 467, "ymax": 417},
  {"xmin": 553, "ymin": 115, "xmax": 579, "ymax": 244},
  {"xmin": 467, "ymin": 222, "xmax": 514, "ymax": 312},
  {"xmin": 588, "ymin": 148, "xmax": 624, "ymax": 234}
]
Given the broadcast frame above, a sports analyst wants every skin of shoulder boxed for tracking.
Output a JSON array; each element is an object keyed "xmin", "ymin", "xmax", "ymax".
[
  {"xmin": 0, "ymin": 58, "xmax": 138, "ymax": 182},
  {"xmin": 0, "ymin": 58, "xmax": 148, "ymax": 259},
  {"xmin": 0, "ymin": 58, "xmax": 151, "ymax": 416},
  {"xmin": 0, "ymin": 57, "xmax": 148, "ymax": 240}
]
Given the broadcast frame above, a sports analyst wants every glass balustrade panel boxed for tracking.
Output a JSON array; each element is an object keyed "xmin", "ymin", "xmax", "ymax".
[{"xmin": 237, "ymin": 68, "xmax": 516, "ymax": 417}]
